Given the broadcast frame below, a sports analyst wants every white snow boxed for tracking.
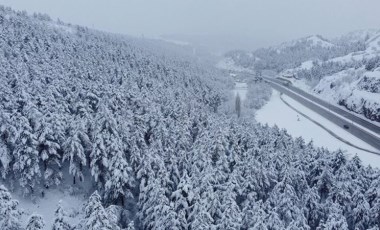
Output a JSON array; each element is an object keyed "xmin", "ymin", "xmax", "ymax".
[
  {"xmin": 306, "ymin": 35, "xmax": 334, "ymax": 48},
  {"xmin": 299, "ymin": 60, "xmax": 315, "ymax": 70},
  {"xmin": 44, "ymin": 21, "xmax": 75, "ymax": 34},
  {"xmin": 15, "ymin": 189, "xmax": 86, "ymax": 229},
  {"xmin": 216, "ymin": 58, "xmax": 254, "ymax": 73},
  {"xmin": 280, "ymin": 60, "xmax": 318, "ymax": 78},
  {"xmin": 159, "ymin": 38, "xmax": 190, "ymax": 46},
  {"xmin": 312, "ymin": 68, "xmax": 380, "ymax": 125},
  {"xmin": 291, "ymin": 79, "xmax": 313, "ymax": 92},
  {"xmin": 256, "ymin": 90, "xmax": 380, "ymax": 168},
  {"xmin": 269, "ymin": 79, "xmax": 380, "ymax": 140},
  {"xmin": 233, "ymin": 82, "xmax": 248, "ymax": 101},
  {"xmin": 367, "ymin": 34, "xmax": 380, "ymax": 52},
  {"xmin": 329, "ymin": 31, "xmax": 380, "ymax": 64}
]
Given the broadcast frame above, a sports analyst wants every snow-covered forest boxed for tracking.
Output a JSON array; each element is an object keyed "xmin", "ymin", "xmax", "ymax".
[{"xmin": 2, "ymin": 5, "xmax": 380, "ymax": 230}]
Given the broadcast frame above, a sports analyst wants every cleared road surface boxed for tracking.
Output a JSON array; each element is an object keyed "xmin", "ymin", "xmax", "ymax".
[
  {"xmin": 268, "ymin": 77, "xmax": 380, "ymax": 134},
  {"xmin": 261, "ymin": 76, "xmax": 380, "ymax": 153}
]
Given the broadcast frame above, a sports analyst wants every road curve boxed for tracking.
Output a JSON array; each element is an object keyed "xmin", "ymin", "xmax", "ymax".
[
  {"xmin": 262, "ymin": 78, "xmax": 380, "ymax": 152},
  {"xmin": 268, "ymin": 77, "xmax": 380, "ymax": 135},
  {"xmin": 280, "ymin": 94, "xmax": 380, "ymax": 155}
]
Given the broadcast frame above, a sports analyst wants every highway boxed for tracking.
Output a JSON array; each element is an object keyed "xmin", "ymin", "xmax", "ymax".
[
  {"xmin": 268, "ymin": 77, "xmax": 380, "ymax": 135},
  {"xmin": 261, "ymin": 76, "xmax": 380, "ymax": 153}
]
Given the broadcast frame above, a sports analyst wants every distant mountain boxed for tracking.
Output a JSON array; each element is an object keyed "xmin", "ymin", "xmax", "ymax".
[
  {"xmin": 336, "ymin": 29, "xmax": 380, "ymax": 44},
  {"xmin": 222, "ymin": 34, "xmax": 350, "ymax": 73},
  {"xmin": 273, "ymin": 35, "xmax": 335, "ymax": 51},
  {"xmin": 286, "ymin": 30, "xmax": 380, "ymax": 122}
]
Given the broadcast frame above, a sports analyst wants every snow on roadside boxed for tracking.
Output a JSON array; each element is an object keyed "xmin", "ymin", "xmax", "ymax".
[
  {"xmin": 290, "ymin": 78, "xmax": 313, "ymax": 92},
  {"xmin": 255, "ymin": 90, "xmax": 380, "ymax": 168}
]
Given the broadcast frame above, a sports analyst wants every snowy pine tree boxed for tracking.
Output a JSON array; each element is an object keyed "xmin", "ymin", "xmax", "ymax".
[
  {"xmin": 26, "ymin": 214, "xmax": 45, "ymax": 230},
  {"xmin": 13, "ymin": 116, "xmax": 41, "ymax": 194},
  {"xmin": 79, "ymin": 191, "xmax": 114, "ymax": 230},
  {"xmin": 0, "ymin": 185, "xmax": 23, "ymax": 230},
  {"xmin": 52, "ymin": 201, "xmax": 71, "ymax": 230}
]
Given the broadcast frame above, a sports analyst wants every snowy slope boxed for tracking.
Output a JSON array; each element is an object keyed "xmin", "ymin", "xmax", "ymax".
[
  {"xmin": 313, "ymin": 68, "xmax": 380, "ymax": 122},
  {"xmin": 274, "ymin": 35, "xmax": 335, "ymax": 50},
  {"xmin": 256, "ymin": 90, "xmax": 380, "ymax": 168},
  {"xmin": 306, "ymin": 35, "xmax": 335, "ymax": 48},
  {"xmin": 276, "ymin": 30, "xmax": 380, "ymax": 122}
]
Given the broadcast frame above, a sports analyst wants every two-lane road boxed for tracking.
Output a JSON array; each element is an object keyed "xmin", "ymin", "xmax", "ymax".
[
  {"xmin": 261, "ymin": 76, "xmax": 380, "ymax": 153},
  {"xmin": 267, "ymin": 77, "xmax": 380, "ymax": 135}
]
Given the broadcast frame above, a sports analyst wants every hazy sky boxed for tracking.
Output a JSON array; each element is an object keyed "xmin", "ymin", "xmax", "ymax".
[{"xmin": 1, "ymin": 0, "xmax": 380, "ymax": 52}]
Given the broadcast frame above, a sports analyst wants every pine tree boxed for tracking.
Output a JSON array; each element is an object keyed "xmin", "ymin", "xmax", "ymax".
[
  {"xmin": 217, "ymin": 187, "xmax": 242, "ymax": 229},
  {"xmin": 26, "ymin": 214, "xmax": 45, "ymax": 230},
  {"xmin": 105, "ymin": 205, "xmax": 122, "ymax": 230},
  {"xmin": 80, "ymin": 191, "xmax": 114, "ymax": 230},
  {"xmin": 104, "ymin": 135, "xmax": 134, "ymax": 206},
  {"xmin": 90, "ymin": 108, "xmax": 122, "ymax": 188},
  {"xmin": 126, "ymin": 221, "xmax": 135, "ymax": 230},
  {"xmin": 52, "ymin": 201, "xmax": 71, "ymax": 230},
  {"xmin": 367, "ymin": 176, "xmax": 380, "ymax": 227},
  {"xmin": 138, "ymin": 174, "xmax": 175, "ymax": 230},
  {"xmin": 190, "ymin": 200, "xmax": 214, "ymax": 229},
  {"xmin": 37, "ymin": 113, "xmax": 64, "ymax": 188},
  {"xmin": 0, "ymin": 185, "xmax": 23, "ymax": 230},
  {"xmin": 235, "ymin": 93, "xmax": 241, "ymax": 118},
  {"xmin": 13, "ymin": 116, "xmax": 41, "ymax": 194},
  {"xmin": 318, "ymin": 203, "xmax": 348, "ymax": 230},
  {"xmin": 170, "ymin": 173, "xmax": 193, "ymax": 228},
  {"xmin": 351, "ymin": 192, "xmax": 370, "ymax": 230},
  {"xmin": 0, "ymin": 113, "xmax": 16, "ymax": 179},
  {"xmin": 268, "ymin": 171, "xmax": 307, "ymax": 228},
  {"xmin": 62, "ymin": 118, "xmax": 90, "ymax": 185},
  {"xmin": 303, "ymin": 187, "xmax": 323, "ymax": 229},
  {"xmin": 241, "ymin": 194, "xmax": 266, "ymax": 229}
]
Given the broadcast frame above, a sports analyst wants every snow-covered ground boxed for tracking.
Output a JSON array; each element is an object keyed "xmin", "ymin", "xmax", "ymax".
[
  {"xmin": 15, "ymin": 189, "xmax": 86, "ymax": 229},
  {"xmin": 216, "ymin": 58, "xmax": 254, "ymax": 73},
  {"xmin": 306, "ymin": 35, "xmax": 335, "ymax": 48},
  {"xmin": 256, "ymin": 90, "xmax": 380, "ymax": 168},
  {"xmin": 277, "ymin": 70, "xmax": 380, "ymax": 126},
  {"xmin": 233, "ymin": 82, "xmax": 248, "ymax": 101}
]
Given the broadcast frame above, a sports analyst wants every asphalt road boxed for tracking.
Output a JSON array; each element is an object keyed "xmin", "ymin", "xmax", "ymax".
[
  {"xmin": 268, "ymin": 77, "xmax": 380, "ymax": 135},
  {"xmin": 261, "ymin": 77, "xmax": 380, "ymax": 152}
]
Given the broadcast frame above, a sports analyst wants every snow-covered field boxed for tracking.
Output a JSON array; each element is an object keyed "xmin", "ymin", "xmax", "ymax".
[
  {"xmin": 15, "ymin": 189, "xmax": 86, "ymax": 229},
  {"xmin": 256, "ymin": 90, "xmax": 380, "ymax": 168},
  {"xmin": 216, "ymin": 57, "xmax": 254, "ymax": 73}
]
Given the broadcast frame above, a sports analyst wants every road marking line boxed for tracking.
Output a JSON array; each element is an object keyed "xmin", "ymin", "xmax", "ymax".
[
  {"xmin": 266, "ymin": 79, "xmax": 380, "ymax": 140},
  {"xmin": 280, "ymin": 93, "xmax": 380, "ymax": 155}
]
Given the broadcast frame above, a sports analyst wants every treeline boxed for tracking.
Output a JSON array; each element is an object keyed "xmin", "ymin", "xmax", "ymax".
[{"xmin": 225, "ymin": 35, "xmax": 365, "ymax": 74}]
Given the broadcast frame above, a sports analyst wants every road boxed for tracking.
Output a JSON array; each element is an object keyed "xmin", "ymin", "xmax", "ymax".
[
  {"xmin": 261, "ymin": 76, "xmax": 380, "ymax": 152},
  {"xmin": 268, "ymin": 77, "xmax": 380, "ymax": 135}
]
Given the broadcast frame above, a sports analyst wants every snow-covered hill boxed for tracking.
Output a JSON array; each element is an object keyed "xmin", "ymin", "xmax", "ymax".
[
  {"xmin": 3, "ymin": 5, "xmax": 380, "ymax": 230},
  {"xmin": 312, "ymin": 68, "xmax": 380, "ymax": 122},
  {"xmin": 288, "ymin": 30, "xmax": 380, "ymax": 122},
  {"xmin": 276, "ymin": 35, "xmax": 335, "ymax": 50},
  {"xmin": 223, "ymin": 34, "xmax": 349, "ymax": 73},
  {"xmin": 224, "ymin": 29, "xmax": 380, "ymax": 122}
]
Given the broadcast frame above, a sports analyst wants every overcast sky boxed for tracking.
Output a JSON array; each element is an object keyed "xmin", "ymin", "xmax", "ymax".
[{"xmin": 1, "ymin": 0, "xmax": 380, "ymax": 52}]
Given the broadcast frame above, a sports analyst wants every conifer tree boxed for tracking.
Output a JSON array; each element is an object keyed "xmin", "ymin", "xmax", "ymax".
[
  {"xmin": 26, "ymin": 214, "xmax": 45, "ymax": 230},
  {"xmin": 80, "ymin": 191, "xmax": 114, "ymax": 230},
  {"xmin": 13, "ymin": 116, "xmax": 41, "ymax": 194},
  {"xmin": 0, "ymin": 185, "xmax": 23, "ymax": 230},
  {"xmin": 52, "ymin": 201, "xmax": 71, "ymax": 230}
]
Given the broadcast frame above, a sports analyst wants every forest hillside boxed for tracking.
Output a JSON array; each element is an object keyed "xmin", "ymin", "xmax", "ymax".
[{"xmin": 1, "ymin": 6, "xmax": 380, "ymax": 230}]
